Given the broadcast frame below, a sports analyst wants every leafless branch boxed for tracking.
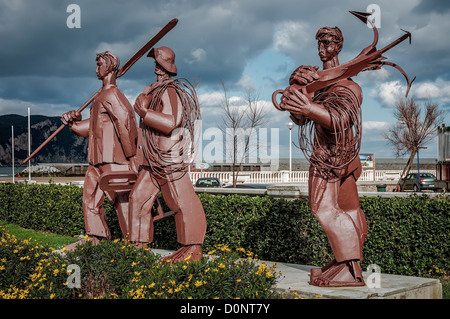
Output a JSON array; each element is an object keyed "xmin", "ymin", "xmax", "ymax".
[{"xmin": 217, "ymin": 80, "xmax": 269, "ymax": 187}]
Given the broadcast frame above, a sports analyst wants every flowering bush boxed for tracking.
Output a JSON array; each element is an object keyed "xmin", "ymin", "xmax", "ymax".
[
  {"xmin": 121, "ymin": 244, "xmax": 280, "ymax": 299},
  {"xmin": 0, "ymin": 226, "xmax": 75, "ymax": 299},
  {"xmin": 0, "ymin": 227, "xmax": 280, "ymax": 299}
]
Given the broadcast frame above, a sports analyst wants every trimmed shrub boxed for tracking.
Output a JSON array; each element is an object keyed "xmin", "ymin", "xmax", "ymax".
[{"xmin": 0, "ymin": 183, "xmax": 448, "ymax": 277}]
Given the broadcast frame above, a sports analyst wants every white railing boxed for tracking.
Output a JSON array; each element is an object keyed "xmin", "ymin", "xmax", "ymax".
[
  {"xmin": 189, "ymin": 172, "xmax": 231, "ymax": 185},
  {"xmin": 359, "ymin": 170, "xmax": 436, "ymax": 182},
  {"xmin": 189, "ymin": 169, "xmax": 436, "ymax": 185}
]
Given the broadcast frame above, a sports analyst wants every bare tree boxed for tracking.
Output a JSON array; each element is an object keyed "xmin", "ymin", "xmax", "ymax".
[
  {"xmin": 384, "ymin": 98, "xmax": 445, "ymax": 191},
  {"xmin": 218, "ymin": 80, "xmax": 268, "ymax": 187}
]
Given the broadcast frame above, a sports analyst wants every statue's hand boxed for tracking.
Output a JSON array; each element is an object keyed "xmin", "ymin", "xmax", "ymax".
[
  {"xmin": 61, "ymin": 110, "xmax": 82, "ymax": 127},
  {"xmin": 134, "ymin": 93, "xmax": 152, "ymax": 118},
  {"xmin": 289, "ymin": 65, "xmax": 320, "ymax": 86},
  {"xmin": 281, "ymin": 86, "xmax": 313, "ymax": 118}
]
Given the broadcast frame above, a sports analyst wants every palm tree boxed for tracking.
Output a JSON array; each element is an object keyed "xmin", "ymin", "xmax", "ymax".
[{"xmin": 384, "ymin": 98, "xmax": 444, "ymax": 191}]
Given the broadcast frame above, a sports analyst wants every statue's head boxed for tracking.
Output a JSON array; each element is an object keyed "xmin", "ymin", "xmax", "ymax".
[
  {"xmin": 148, "ymin": 46, "xmax": 177, "ymax": 76},
  {"xmin": 315, "ymin": 27, "xmax": 343, "ymax": 62},
  {"xmin": 95, "ymin": 51, "xmax": 120, "ymax": 79}
]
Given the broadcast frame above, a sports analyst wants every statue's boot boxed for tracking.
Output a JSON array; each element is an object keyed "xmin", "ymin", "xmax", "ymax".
[
  {"xmin": 310, "ymin": 259, "xmax": 365, "ymax": 287},
  {"xmin": 63, "ymin": 235, "xmax": 100, "ymax": 252},
  {"xmin": 160, "ymin": 244, "xmax": 203, "ymax": 264}
]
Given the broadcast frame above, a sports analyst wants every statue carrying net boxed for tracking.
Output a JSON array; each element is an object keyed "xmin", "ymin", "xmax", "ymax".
[
  {"xmin": 298, "ymin": 84, "xmax": 362, "ymax": 179},
  {"xmin": 140, "ymin": 77, "xmax": 201, "ymax": 181}
]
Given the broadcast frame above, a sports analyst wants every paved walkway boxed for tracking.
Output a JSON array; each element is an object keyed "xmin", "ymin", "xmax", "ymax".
[{"xmin": 151, "ymin": 248, "xmax": 442, "ymax": 299}]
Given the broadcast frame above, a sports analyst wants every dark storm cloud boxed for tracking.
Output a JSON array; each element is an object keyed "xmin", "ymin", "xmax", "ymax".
[{"xmin": 1, "ymin": 0, "xmax": 449, "ymax": 110}]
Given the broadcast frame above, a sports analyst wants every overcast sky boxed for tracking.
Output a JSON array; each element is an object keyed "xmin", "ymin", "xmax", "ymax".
[{"xmin": 1, "ymin": 0, "xmax": 449, "ymax": 161}]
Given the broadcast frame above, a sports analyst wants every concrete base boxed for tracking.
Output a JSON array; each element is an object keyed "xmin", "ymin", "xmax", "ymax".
[
  {"xmin": 151, "ymin": 249, "xmax": 442, "ymax": 299},
  {"xmin": 272, "ymin": 262, "xmax": 442, "ymax": 299}
]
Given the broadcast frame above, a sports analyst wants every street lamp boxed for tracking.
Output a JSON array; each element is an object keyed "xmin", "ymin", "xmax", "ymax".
[
  {"xmin": 417, "ymin": 146, "xmax": 427, "ymax": 192},
  {"xmin": 286, "ymin": 122, "xmax": 294, "ymax": 174}
]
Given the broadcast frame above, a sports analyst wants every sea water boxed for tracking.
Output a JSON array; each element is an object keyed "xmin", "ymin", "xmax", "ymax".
[{"xmin": 0, "ymin": 167, "xmax": 26, "ymax": 178}]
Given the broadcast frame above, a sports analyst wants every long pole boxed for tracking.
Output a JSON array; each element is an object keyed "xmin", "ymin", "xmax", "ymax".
[
  {"xmin": 289, "ymin": 128, "xmax": 292, "ymax": 174},
  {"xmin": 12, "ymin": 126, "xmax": 14, "ymax": 183},
  {"xmin": 416, "ymin": 146, "xmax": 428, "ymax": 192},
  {"xmin": 28, "ymin": 107, "xmax": 31, "ymax": 181}
]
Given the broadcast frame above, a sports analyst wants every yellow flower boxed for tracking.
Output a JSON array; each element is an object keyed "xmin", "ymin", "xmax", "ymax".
[
  {"xmin": 50, "ymin": 293, "xmax": 55, "ymax": 299},
  {"xmin": 236, "ymin": 279, "xmax": 242, "ymax": 283},
  {"xmin": 218, "ymin": 244, "xmax": 231, "ymax": 252},
  {"xmin": 218, "ymin": 263, "xmax": 225, "ymax": 269}
]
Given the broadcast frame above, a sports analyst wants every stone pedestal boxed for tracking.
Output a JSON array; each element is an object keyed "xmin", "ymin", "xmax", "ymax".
[{"xmin": 272, "ymin": 262, "xmax": 442, "ymax": 299}]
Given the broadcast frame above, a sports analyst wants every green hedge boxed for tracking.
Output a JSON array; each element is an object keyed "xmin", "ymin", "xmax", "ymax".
[{"xmin": 0, "ymin": 183, "xmax": 448, "ymax": 277}]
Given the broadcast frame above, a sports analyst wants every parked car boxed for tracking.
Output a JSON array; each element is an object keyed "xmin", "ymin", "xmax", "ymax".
[
  {"xmin": 194, "ymin": 177, "xmax": 222, "ymax": 188},
  {"xmin": 399, "ymin": 172, "xmax": 437, "ymax": 192},
  {"xmin": 224, "ymin": 183, "xmax": 272, "ymax": 189}
]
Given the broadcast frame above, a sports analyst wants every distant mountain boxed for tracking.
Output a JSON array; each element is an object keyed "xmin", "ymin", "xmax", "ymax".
[{"xmin": 0, "ymin": 114, "xmax": 88, "ymax": 166}]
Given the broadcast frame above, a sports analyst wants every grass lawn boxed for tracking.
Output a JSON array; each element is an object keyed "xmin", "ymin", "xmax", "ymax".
[{"xmin": 0, "ymin": 220, "xmax": 76, "ymax": 249}]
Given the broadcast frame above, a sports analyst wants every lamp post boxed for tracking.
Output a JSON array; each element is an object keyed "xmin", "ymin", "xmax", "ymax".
[
  {"xmin": 417, "ymin": 146, "xmax": 427, "ymax": 192},
  {"xmin": 286, "ymin": 122, "xmax": 294, "ymax": 175},
  {"xmin": 28, "ymin": 107, "xmax": 31, "ymax": 182},
  {"xmin": 11, "ymin": 126, "xmax": 14, "ymax": 183}
]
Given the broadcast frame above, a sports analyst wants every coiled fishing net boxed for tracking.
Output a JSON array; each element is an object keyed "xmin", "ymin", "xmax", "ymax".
[
  {"xmin": 141, "ymin": 77, "xmax": 201, "ymax": 181},
  {"xmin": 297, "ymin": 84, "xmax": 361, "ymax": 179}
]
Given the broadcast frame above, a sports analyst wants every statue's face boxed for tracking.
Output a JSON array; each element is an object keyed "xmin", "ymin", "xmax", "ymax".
[
  {"xmin": 96, "ymin": 57, "xmax": 109, "ymax": 79},
  {"xmin": 317, "ymin": 35, "xmax": 339, "ymax": 62},
  {"xmin": 154, "ymin": 61, "xmax": 167, "ymax": 77}
]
